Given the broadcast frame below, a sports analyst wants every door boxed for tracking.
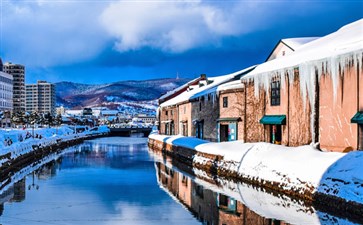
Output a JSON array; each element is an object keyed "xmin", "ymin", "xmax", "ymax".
[
  {"xmin": 270, "ymin": 125, "xmax": 282, "ymax": 144},
  {"xmin": 220, "ymin": 125, "xmax": 228, "ymax": 142},
  {"xmin": 195, "ymin": 121, "xmax": 203, "ymax": 139}
]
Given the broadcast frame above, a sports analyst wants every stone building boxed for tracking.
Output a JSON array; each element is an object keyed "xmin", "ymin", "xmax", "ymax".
[{"xmin": 240, "ymin": 19, "xmax": 363, "ymax": 151}]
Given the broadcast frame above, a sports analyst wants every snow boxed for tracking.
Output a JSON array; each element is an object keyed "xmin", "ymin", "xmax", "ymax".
[
  {"xmin": 153, "ymin": 154, "xmax": 356, "ymax": 225},
  {"xmin": 0, "ymin": 125, "xmax": 110, "ymax": 168},
  {"xmin": 160, "ymin": 66, "xmax": 255, "ymax": 108},
  {"xmin": 282, "ymin": 37, "xmax": 319, "ymax": 50},
  {"xmin": 149, "ymin": 134, "xmax": 363, "ymax": 205},
  {"xmin": 159, "ymin": 76, "xmax": 202, "ymax": 101},
  {"xmin": 242, "ymin": 19, "xmax": 363, "ymax": 142},
  {"xmin": 217, "ymin": 79, "xmax": 244, "ymax": 92}
]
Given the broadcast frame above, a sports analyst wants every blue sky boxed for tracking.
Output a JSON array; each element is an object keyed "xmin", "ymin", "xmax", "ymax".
[{"xmin": 0, "ymin": 0, "xmax": 362, "ymax": 84}]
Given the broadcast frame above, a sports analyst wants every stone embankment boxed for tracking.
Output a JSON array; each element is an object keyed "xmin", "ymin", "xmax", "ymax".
[
  {"xmin": 0, "ymin": 130, "xmax": 109, "ymax": 190},
  {"xmin": 148, "ymin": 134, "xmax": 363, "ymax": 222}
]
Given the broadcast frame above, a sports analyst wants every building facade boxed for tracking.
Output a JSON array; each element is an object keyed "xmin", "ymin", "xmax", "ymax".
[
  {"xmin": 3, "ymin": 62, "xmax": 25, "ymax": 113},
  {"xmin": 26, "ymin": 81, "xmax": 56, "ymax": 115},
  {"xmin": 0, "ymin": 71, "xmax": 13, "ymax": 127}
]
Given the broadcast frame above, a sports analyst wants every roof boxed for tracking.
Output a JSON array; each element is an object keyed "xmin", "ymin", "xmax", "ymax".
[
  {"xmin": 265, "ymin": 37, "xmax": 319, "ymax": 62},
  {"xmin": 281, "ymin": 37, "xmax": 319, "ymax": 50},
  {"xmin": 244, "ymin": 19, "xmax": 363, "ymax": 81},
  {"xmin": 160, "ymin": 66, "xmax": 255, "ymax": 108},
  {"xmin": 158, "ymin": 75, "xmax": 206, "ymax": 103}
]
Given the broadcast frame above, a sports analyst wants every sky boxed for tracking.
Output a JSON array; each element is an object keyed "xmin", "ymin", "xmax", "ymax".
[{"xmin": 0, "ymin": 0, "xmax": 362, "ymax": 84}]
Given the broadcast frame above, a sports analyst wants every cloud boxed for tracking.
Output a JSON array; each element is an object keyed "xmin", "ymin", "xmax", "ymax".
[
  {"xmin": 100, "ymin": 1, "xmax": 269, "ymax": 53},
  {"xmin": 1, "ymin": 1, "xmax": 108, "ymax": 67},
  {"xmin": 99, "ymin": 0, "xmax": 323, "ymax": 53}
]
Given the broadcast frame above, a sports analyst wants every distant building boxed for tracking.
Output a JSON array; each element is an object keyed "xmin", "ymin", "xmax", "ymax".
[
  {"xmin": 56, "ymin": 106, "xmax": 66, "ymax": 115},
  {"xmin": 0, "ymin": 70, "xmax": 13, "ymax": 127},
  {"xmin": 3, "ymin": 62, "xmax": 25, "ymax": 113},
  {"xmin": 0, "ymin": 71, "xmax": 13, "ymax": 112},
  {"xmin": 0, "ymin": 58, "xmax": 3, "ymax": 72},
  {"xmin": 26, "ymin": 80, "xmax": 56, "ymax": 115},
  {"xmin": 136, "ymin": 114, "xmax": 156, "ymax": 124}
]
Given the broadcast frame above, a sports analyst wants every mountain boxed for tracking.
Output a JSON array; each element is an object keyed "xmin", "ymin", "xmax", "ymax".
[{"xmin": 55, "ymin": 78, "xmax": 190, "ymax": 111}]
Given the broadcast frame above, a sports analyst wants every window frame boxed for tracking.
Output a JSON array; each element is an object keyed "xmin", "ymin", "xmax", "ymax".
[
  {"xmin": 222, "ymin": 96, "xmax": 228, "ymax": 108},
  {"xmin": 271, "ymin": 79, "xmax": 281, "ymax": 106}
]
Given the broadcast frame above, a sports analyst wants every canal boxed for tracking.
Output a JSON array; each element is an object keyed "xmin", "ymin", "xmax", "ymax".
[{"xmin": 0, "ymin": 136, "xmax": 361, "ymax": 225}]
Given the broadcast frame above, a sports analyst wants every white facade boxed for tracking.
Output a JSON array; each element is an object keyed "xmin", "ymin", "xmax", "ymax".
[
  {"xmin": 26, "ymin": 80, "xmax": 56, "ymax": 115},
  {"xmin": 0, "ymin": 71, "xmax": 13, "ymax": 112}
]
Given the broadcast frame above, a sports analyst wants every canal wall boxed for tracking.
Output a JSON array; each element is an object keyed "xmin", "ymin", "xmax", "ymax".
[
  {"xmin": 0, "ymin": 129, "xmax": 109, "ymax": 190},
  {"xmin": 148, "ymin": 134, "xmax": 363, "ymax": 218}
]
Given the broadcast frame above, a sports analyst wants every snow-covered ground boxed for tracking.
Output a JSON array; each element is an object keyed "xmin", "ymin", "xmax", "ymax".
[
  {"xmin": 0, "ymin": 125, "xmax": 109, "ymax": 167},
  {"xmin": 149, "ymin": 134, "xmax": 362, "ymax": 206}
]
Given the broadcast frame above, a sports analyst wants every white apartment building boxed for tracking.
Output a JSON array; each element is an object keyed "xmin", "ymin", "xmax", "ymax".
[
  {"xmin": 0, "ymin": 71, "xmax": 13, "ymax": 112},
  {"xmin": 26, "ymin": 80, "xmax": 56, "ymax": 115},
  {"xmin": 3, "ymin": 62, "xmax": 25, "ymax": 113}
]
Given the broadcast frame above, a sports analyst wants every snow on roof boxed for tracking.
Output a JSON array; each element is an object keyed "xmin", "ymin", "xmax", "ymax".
[
  {"xmin": 281, "ymin": 37, "xmax": 319, "ymax": 50},
  {"xmin": 158, "ymin": 76, "xmax": 203, "ymax": 100},
  {"xmin": 217, "ymin": 80, "xmax": 244, "ymax": 92},
  {"xmin": 101, "ymin": 110, "xmax": 119, "ymax": 115},
  {"xmin": 65, "ymin": 110, "xmax": 83, "ymax": 115},
  {"xmin": 244, "ymin": 19, "xmax": 363, "ymax": 81},
  {"xmin": 243, "ymin": 19, "xmax": 363, "ymax": 110},
  {"xmin": 160, "ymin": 66, "xmax": 256, "ymax": 108}
]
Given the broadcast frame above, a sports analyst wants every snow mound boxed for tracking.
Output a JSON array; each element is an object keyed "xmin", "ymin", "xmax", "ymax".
[{"xmin": 149, "ymin": 134, "xmax": 363, "ymax": 205}]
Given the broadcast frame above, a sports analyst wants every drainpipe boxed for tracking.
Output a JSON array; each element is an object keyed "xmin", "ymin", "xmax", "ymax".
[
  {"xmin": 244, "ymin": 84, "xmax": 247, "ymax": 143},
  {"xmin": 314, "ymin": 69, "xmax": 320, "ymax": 145},
  {"xmin": 287, "ymin": 73, "xmax": 290, "ymax": 146},
  {"xmin": 357, "ymin": 62, "xmax": 360, "ymax": 150}
]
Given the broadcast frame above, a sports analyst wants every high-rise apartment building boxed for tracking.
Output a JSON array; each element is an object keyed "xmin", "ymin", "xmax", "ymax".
[
  {"xmin": 26, "ymin": 81, "xmax": 56, "ymax": 115},
  {"xmin": 3, "ymin": 62, "xmax": 25, "ymax": 113},
  {"xmin": 0, "ymin": 71, "xmax": 13, "ymax": 112}
]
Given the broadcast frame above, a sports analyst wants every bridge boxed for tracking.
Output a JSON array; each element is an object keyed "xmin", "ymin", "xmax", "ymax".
[{"xmin": 109, "ymin": 127, "xmax": 152, "ymax": 137}]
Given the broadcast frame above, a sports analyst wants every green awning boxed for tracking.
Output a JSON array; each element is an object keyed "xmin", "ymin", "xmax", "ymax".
[
  {"xmin": 351, "ymin": 111, "xmax": 363, "ymax": 124},
  {"xmin": 260, "ymin": 115, "xmax": 286, "ymax": 125}
]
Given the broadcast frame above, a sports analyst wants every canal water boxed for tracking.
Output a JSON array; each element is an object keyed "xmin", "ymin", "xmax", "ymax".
[{"xmin": 0, "ymin": 136, "xmax": 360, "ymax": 225}]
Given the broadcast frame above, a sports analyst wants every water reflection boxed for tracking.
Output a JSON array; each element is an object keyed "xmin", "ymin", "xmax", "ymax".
[
  {"xmin": 0, "ymin": 137, "xmax": 362, "ymax": 225},
  {"xmin": 154, "ymin": 159, "xmax": 362, "ymax": 225},
  {"xmin": 0, "ymin": 137, "xmax": 201, "ymax": 225}
]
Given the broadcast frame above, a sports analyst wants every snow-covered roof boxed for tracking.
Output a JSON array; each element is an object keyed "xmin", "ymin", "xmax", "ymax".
[
  {"xmin": 243, "ymin": 18, "xmax": 363, "ymax": 107},
  {"xmin": 160, "ymin": 66, "xmax": 254, "ymax": 108},
  {"xmin": 101, "ymin": 110, "xmax": 119, "ymax": 115},
  {"xmin": 65, "ymin": 110, "xmax": 82, "ymax": 116},
  {"xmin": 217, "ymin": 80, "xmax": 244, "ymax": 92},
  {"xmin": 244, "ymin": 19, "xmax": 363, "ymax": 81},
  {"xmin": 158, "ymin": 76, "xmax": 204, "ymax": 100},
  {"xmin": 281, "ymin": 37, "xmax": 319, "ymax": 50}
]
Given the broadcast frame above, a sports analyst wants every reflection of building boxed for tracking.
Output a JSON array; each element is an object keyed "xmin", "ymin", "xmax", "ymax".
[
  {"xmin": 11, "ymin": 178, "xmax": 26, "ymax": 202},
  {"xmin": 3, "ymin": 62, "xmax": 24, "ymax": 113},
  {"xmin": 26, "ymin": 80, "xmax": 56, "ymax": 115},
  {"xmin": 156, "ymin": 162, "xmax": 289, "ymax": 225}
]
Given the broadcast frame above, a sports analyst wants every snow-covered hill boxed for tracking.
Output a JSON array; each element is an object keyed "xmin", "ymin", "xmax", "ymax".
[{"xmin": 56, "ymin": 78, "xmax": 190, "ymax": 110}]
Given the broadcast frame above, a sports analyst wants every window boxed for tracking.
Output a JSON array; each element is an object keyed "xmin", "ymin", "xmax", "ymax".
[
  {"xmin": 199, "ymin": 101, "xmax": 202, "ymax": 111},
  {"xmin": 165, "ymin": 111, "xmax": 168, "ymax": 116},
  {"xmin": 271, "ymin": 80, "xmax": 280, "ymax": 106},
  {"xmin": 223, "ymin": 97, "xmax": 228, "ymax": 108}
]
